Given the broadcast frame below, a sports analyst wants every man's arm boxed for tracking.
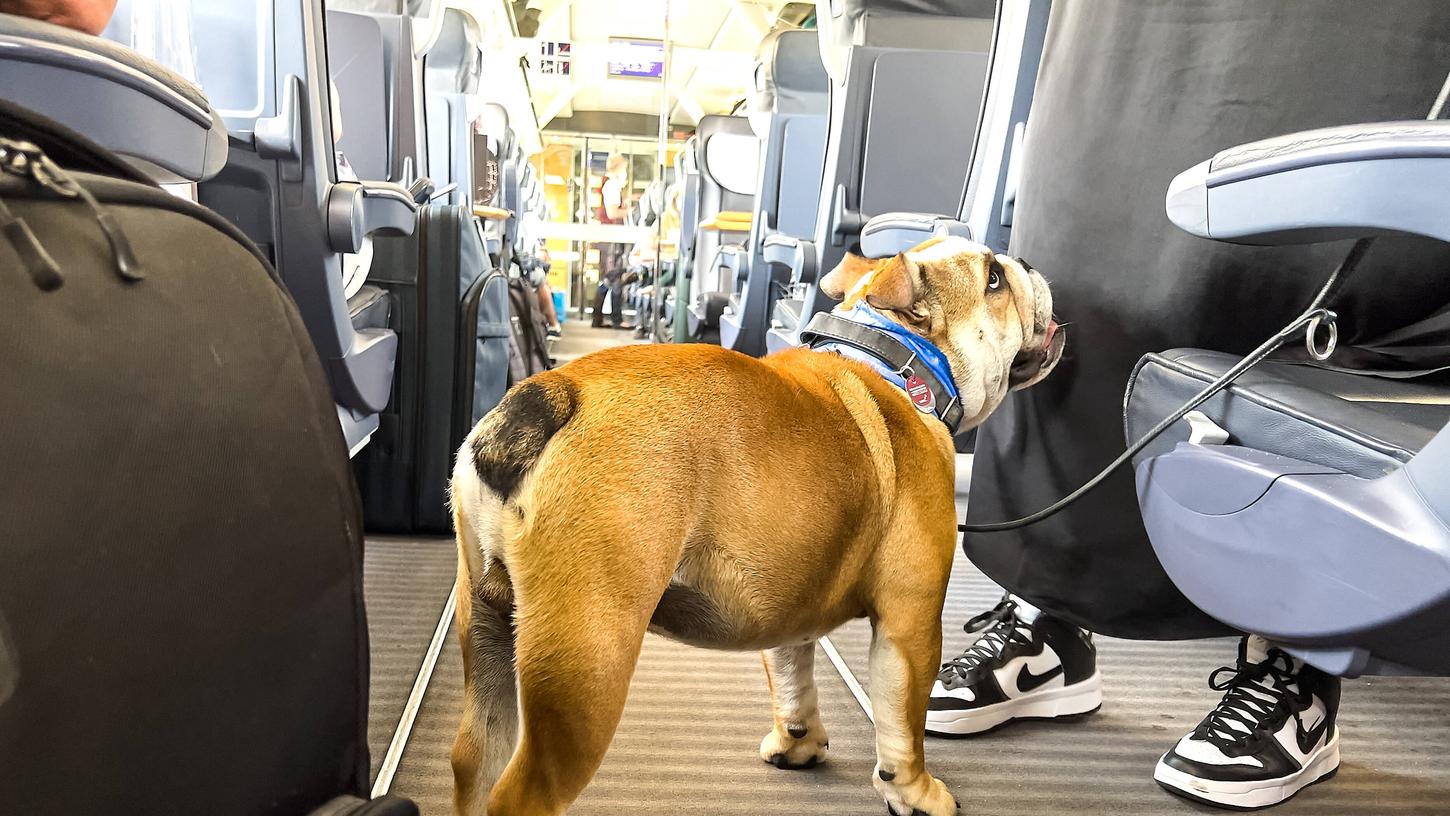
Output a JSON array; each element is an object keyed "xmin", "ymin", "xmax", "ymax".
[{"xmin": 0, "ymin": 0, "xmax": 117, "ymax": 34}]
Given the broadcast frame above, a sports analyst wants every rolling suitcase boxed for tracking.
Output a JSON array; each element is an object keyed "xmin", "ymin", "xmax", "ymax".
[
  {"xmin": 357, "ymin": 205, "xmax": 511, "ymax": 533},
  {"xmin": 0, "ymin": 100, "xmax": 413, "ymax": 815}
]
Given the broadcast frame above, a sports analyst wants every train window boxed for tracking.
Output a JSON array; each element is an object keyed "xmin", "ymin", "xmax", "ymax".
[{"xmin": 191, "ymin": 1, "xmax": 275, "ymax": 120}]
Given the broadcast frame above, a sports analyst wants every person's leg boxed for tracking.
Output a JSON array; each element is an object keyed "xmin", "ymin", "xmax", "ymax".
[
  {"xmin": 1154, "ymin": 635, "xmax": 1340, "ymax": 810},
  {"xmin": 609, "ymin": 279, "xmax": 624, "ymax": 328},
  {"xmin": 535, "ymin": 280, "xmax": 560, "ymax": 336},
  {"xmin": 590, "ymin": 281, "xmax": 606, "ymax": 327},
  {"xmin": 591, "ymin": 243, "xmax": 612, "ymax": 327},
  {"xmin": 927, "ymin": 595, "xmax": 1102, "ymax": 737}
]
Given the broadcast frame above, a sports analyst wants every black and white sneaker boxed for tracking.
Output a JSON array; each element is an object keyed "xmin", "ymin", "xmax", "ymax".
[
  {"xmin": 926, "ymin": 598, "xmax": 1103, "ymax": 736},
  {"xmin": 1155, "ymin": 636, "xmax": 1341, "ymax": 810}
]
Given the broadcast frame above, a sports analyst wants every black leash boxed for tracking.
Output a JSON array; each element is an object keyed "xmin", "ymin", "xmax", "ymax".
[{"xmin": 959, "ymin": 65, "xmax": 1450, "ymax": 535}]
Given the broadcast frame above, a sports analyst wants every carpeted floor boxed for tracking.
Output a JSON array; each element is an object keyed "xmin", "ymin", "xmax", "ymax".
[
  {"xmin": 363, "ymin": 535, "xmax": 458, "ymax": 780},
  {"xmin": 550, "ymin": 320, "xmax": 647, "ymax": 366},
  {"xmin": 827, "ymin": 554, "xmax": 1450, "ymax": 815},
  {"xmin": 377, "ymin": 548, "xmax": 1450, "ymax": 816},
  {"xmin": 366, "ymin": 329, "xmax": 1450, "ymax": 814}
]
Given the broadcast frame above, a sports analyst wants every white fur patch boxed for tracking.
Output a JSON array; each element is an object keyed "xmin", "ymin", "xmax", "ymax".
[{"xmin": 905, "ymin": 235, "xmax": 990, "ymax": 264}]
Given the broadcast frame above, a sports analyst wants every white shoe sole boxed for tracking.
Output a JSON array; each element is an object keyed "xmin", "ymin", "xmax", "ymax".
[
  {"xmin": 1153, "ymin": 729, "xmax": 1341, "ymax": 810},
  {"xmin": 925, "ymin": 671, "xmax": 1104, "ymax": 736}
]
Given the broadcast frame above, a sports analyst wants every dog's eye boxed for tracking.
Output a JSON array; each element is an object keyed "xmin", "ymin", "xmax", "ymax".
[{"xmin": 987, "ymin": 263, "xmax": 1004, "ymax": 292}]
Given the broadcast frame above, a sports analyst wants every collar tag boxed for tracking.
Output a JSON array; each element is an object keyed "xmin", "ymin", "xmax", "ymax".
[{"xmin": 904, "ymin": 373, "xmax": 935, "ymax": 413}]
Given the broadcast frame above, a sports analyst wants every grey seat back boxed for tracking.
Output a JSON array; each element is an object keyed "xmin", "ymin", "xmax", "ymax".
[
  {"xmin": 753, "ymin": 30, "xmax": 830, "ymax": 243},
  {"xmin": 790, "ymin": 0, "xmax": 993, "ymax": 333},
  {"xmin": 2, "ymin": 12, "xmax": 228, "ymax": 183},
  {"xmin": 719, "ymin": 28, "xmax": 829, "ymax": 355},
  {"xmin": 690, "ymin": 115, "xmax": 758, "ymax": 298},
  {"xmin": 677, "ymin": 138, "xmax": 702, "ymax": 260},
  {"xmin": 423, "ymin": 8, "xmax": 482, "ymax": 207},
  {"xmin": 325, "ymin": 6, "xmax": 427, "ymax": 185},
  {"xmin": 475, "ymin": 103, "xmax": 522, "ymax": 270},
  {"xmin": 190, "ymin": 0, "xmax": 418, "ymax": 455}
]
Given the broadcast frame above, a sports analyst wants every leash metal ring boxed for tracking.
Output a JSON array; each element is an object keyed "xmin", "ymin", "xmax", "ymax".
[
  {"xmin": 1306, "ymin": 312, "xmax": 1338, "ymax": 362},
  {"xmin": 892, "ymin": 351, "xmax": 919, "ymax": 378}
]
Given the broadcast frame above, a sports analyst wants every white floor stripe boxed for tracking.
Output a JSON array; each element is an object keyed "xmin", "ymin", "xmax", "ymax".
[
  {"xmin": 820, "ymin": 635, "xmax": 873, "ymax": 722},
  {"xmin": 372, "ymin": 583, "xmax": 457, "ymax": 798}
]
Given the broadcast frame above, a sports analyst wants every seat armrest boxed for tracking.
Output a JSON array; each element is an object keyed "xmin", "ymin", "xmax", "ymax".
[
  {"xmin": 1166, "ymin": 120, "xmax": 1450, "ymax": 245},
  {"xmin": 762, "ymin": 234, "xmax": 799, "ymax": 267},
  {"xmin": 860, "ymin": 212, "xmax": 973, "ymax": 258},
  {"xmin": 327, "ymin": 180, "xmax": 420, "ymax": 253},
  {"xmin": 716, "ymin": 245, "xmax": 748, "ymax": 283},
  {"xmin": 763, "ymin": 234, "xmax": 819, "ymax": 284}
]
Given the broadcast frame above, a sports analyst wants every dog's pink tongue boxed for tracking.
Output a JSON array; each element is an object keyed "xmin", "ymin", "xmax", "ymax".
[{"xmin": 1042, "ymin": 320, "xmax": 1059, "ymax": 352}]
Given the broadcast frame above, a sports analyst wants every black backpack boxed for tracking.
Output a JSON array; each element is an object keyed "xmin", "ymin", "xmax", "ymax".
[
  {"xmin": 507, "ymin": 276, "xmax": 553, "ymax": 384},
  {"xmin": 0, "ymin": 100, "xmax": 413, "ymax": 815}
]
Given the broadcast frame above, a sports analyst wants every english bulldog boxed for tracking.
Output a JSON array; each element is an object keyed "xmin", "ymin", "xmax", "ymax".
[{"xmin": 448, "ymin": 236, "xmax": 1063, "ymax": 815}]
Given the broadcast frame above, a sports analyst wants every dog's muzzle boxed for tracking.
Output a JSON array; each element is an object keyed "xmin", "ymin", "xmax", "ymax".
[{"xmin": 1009, "ymin": 320, "xmax": 1065, "ymax": 387}]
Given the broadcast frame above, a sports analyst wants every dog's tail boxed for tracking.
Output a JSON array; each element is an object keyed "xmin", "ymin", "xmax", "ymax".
[
  {"xmin": 468, "ymin": 373, "xmax": 579, "ymax": 503},
  {"xmin": 449, "ymin": 487, "xmax": 519, "ymax": 814},
  {"xmin": 450, "ymin": 374, "xmax": 577, "ymax": 812}
]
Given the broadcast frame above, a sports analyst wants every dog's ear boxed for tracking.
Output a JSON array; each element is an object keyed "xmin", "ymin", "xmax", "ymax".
[
  {"xmin": 819, "ymin": 251, "xmax": 876, "ymax": 300},
  {"xmin": 863, "ymin": 253, "xmax": 918, "ymax": 312}
]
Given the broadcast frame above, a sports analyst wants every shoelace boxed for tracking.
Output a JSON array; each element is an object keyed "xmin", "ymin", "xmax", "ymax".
[
  {"xmin": 939, "ymin": 600, "xmax": 1034, "ymax": 680},
  {"xmin": 1194, "ymin": 651, "xmax": 1301, "ymax": 750}
]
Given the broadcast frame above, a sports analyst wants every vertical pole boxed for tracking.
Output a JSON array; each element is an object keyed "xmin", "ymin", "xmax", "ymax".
[{"xmin": 652, "ymin": 0, "xmax": 672, "ymax": 341}]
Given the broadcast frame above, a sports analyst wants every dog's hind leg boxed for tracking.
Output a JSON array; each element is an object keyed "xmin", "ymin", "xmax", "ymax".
[
  {"xmin": 485, "ymin": 537, "xmax": 670, "ymax": 815},
  {"xmin": 451, "ymin": 494, "xmax": 519, "ymax": 816},
  {"xmin": 867, "ymin": 551, "xmax": 959, "ymax": 816},
  {"xmin": 759, "ymin": 643, "xmax": 830, "ymax": 770}
]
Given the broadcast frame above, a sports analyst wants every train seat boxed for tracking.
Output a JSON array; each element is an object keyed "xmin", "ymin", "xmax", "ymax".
[
  {"xmin": 0, "ymin": 12, "xmax": 227, "ymax": 184},
  {"xmin": 1130, "ymin": 120, "xmax": 1450, "ymax": 677},
  {"xmin": 423, "ymin": 8, "xmax": 483, "ymax": 209},
  {"xmin": 764, "ymin": 0, "xmax": 994, "ymax": 353},
  {"xmin": 668, "ymin": 140, "xmax": 702, "ymax": 339},
  {"xmin": 683, "ymin": 114, "xmax": 757, "ymax": 341},
  {"xmin": 0, "ymin": 10, "xmax": 417, "ymax": 814},
  {"xmin": 179, "ymin": 0, "xmax": 420, "ymax": 457},
  {"xmin": 475, "ymin": 103, "xmax": 518, "ymax": 267},
  {"xmin": 719, "ymin": 28, "xmax": 828, "ymax": 357}
]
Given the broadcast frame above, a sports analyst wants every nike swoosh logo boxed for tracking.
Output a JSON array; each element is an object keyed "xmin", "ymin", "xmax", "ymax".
[
  {"xmin": 1016, "ymin": 663, "xmax": 1064, "ymax": 694},
  {"xmin": 1296, "ymin": 712, "xmax": 1330, "ymax": 754}
]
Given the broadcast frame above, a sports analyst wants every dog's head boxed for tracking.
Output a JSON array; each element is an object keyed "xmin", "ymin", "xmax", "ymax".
[{"xmin": 820, "ymin": 236, "xmax": 1064, "ymax": 429}]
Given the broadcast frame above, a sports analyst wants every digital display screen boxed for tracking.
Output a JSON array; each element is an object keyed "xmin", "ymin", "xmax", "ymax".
[{"xmin": 607, "ymin": 38, "xmax": 665, "ymax": 79}]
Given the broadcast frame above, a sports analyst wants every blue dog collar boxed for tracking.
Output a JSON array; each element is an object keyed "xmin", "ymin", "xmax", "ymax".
[{"xmin": 799, "ymin": 303, "xmax": 965, "ymax": 432}]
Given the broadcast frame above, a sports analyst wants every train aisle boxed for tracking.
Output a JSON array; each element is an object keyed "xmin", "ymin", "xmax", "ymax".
[{"xmin": 365, "ymin": 323, "xmax": 1450, "ymax": 815}]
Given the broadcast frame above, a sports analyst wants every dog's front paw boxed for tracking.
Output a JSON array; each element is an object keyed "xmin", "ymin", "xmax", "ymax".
[
  {"xmin": 875, "ymin": 767, "xmax": 957, "ymax": 816},
  {"xmin": 759, "ymin": 721, "xmax": 829, "ymax": 770}
]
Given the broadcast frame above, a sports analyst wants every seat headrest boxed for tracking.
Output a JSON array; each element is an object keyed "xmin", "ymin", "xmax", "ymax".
[
  {"xmin": 425, "ymin": 8, "xmax": 483, "ymax": 94},
  {"xmin": 328, "ymin": 0, "xmax": 407, "ymax": 12},
  {"xmin": 4, "ymin": 13, "xmax": 208, "ymax": 112},
  {"xmin": 0, "ymin": 13, "xmax": 227, "ymax": 183},
  {"xmin": 697, "ymin": 116, "xmax": 759, "ymax": 196},
  {"xmin": 477, "ymin": 103, "xmax": 512, "ymax": 151},
  {"xmin": 751, "ymin": 29, "xmax": 829, "ymax": 132},
  {"xmin": 815, "ymin": 0, "xmax": 997, "ymax": 82},
  {"xmin": 681, "ymin": 134, "xmax": 701, "ymax": 175}
]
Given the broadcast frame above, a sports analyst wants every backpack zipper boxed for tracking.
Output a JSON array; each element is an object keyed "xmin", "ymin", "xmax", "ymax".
[{"xmin": 0, "ymin": 137, "xmax": 143, "ymax": 288}]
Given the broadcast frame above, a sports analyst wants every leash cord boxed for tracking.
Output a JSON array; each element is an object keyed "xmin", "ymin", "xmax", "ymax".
[
  {"xmin": 959, "ymin": 311, "xmax": 1343, "ymax": 534},
  {"xmin": 959, "ymin": 244, "xmax": 1364, "ymax": 534},
  {"xmin": 960, "ymin": 68, "xmax": 1450, "ymax": 535}
]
